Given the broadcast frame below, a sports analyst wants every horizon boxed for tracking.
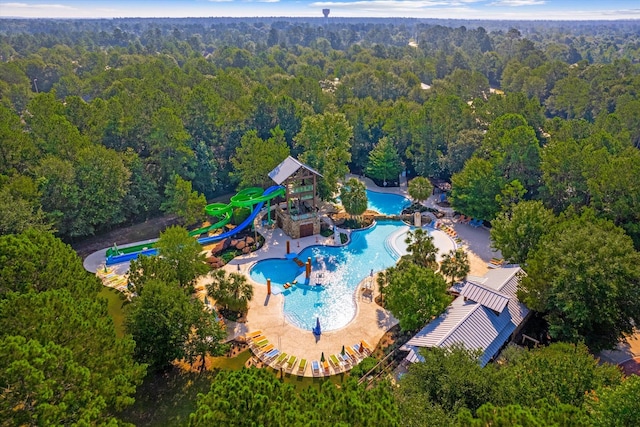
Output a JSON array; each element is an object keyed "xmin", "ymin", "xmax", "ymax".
[{"xmin": 1, "ymin": 0, "xmax": 640, "ymax": 21}]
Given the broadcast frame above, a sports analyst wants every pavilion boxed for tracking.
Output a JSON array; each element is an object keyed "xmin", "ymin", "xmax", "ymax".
[{"xmin": 400, "ymin": 266, "xmax": 530, "ymax": 367}]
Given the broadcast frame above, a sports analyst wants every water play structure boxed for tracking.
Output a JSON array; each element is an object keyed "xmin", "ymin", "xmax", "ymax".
[{"xmin": 105, "ymin": 185, "xmax": 285, "ymax": 265}]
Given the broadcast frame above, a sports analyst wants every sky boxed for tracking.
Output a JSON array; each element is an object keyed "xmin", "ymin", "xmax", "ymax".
[{"xmin": 1, "ymin": 0, "xmax": 639, "ymax": 20}]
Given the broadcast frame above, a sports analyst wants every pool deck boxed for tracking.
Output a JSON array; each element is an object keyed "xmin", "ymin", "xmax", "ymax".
[{"xmin": 201, "ymin": 222, "xmax": 399, "ymax": 377}]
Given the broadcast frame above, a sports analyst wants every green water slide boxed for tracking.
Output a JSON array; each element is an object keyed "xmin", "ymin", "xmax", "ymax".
[{"xmin": 106, "ymin": 186, "xmax": 285, "ymax": 263}]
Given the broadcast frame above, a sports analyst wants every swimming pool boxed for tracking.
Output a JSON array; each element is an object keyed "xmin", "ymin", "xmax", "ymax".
[
  {"xmin": 249, "ymin": 220, "xmax": 411, "ymax": 331},
  {"xmin": 366, "ymin": 190, "xmax": 411, "ymax": 216}
]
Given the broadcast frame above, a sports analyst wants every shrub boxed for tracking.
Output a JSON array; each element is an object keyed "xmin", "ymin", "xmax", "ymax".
[{"xmin": 231, "ymin": 207, "xmax": 251, "ymax": 225}]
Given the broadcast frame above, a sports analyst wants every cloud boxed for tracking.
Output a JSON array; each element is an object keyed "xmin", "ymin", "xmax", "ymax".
[
  {"xmin": 489, "ymin": 0, "xmax": 546, "ymax": 6},
  {"xmin": 602, "ymin": 8, "xmax": 640, "ymax": 16},
  {"xmin": 312, "ymin": 0, "xmax": 481, "ymax": 11},
  {"xmin": 2, "ymin": 2, "xmax": 77, "ymax": 9},
  {"xmin": 207, "ymin": 0, "xmax": 234, "ymax": 3}
]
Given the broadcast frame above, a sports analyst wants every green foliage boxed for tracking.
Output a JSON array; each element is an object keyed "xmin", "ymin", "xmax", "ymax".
[
  {"xmin": 0, "ymin": 229, "xmax": 100, "ymax": 297},
  {"xmin": 207, "ymin": 269, "xmax": 254, "ymax": 313},
  {"xmin": 0, "ymin": 231, "xmax": 144, "ymax": 423},
  {"xmin": 340, "ymin": 177, "xmax": 368, "ymax": 218},
  {"xmin": 128, "ymin": 254, "xmax": 178, "ymax": 295},
  {"xmin": 155, "ymin": 225, "xmax": 208, "ymax": 288},
  {"xmin": 189, "ymin": 368, "xmax": 399, "ymax": 426},
  {"xmin": 520, "ymin": 212, "xmax": 640, "ymax": 351},
  {"xmin": 0, "ymin": 289, "xmax": 146, "ymax": 412},
  {"xmin": 0, "ymin": 175, "xmax": 52, "ymax": 236},
  {"xmin": 296, "ymin": 112, "xmax": 353, "ymax": 200},
  {"xmin": 0, "ymin": 335, "xmax": 115, "ymax": 426},
  {"xmin": 184, "ymin": 302, "xmax": 230, "ymax": 372},
  {"xmin": 161, "ymin": 174, "xmax": 207, "ymax": 227},
  {"xmin": 365, "ymin": 137, "xmax": 403, "ymax": 183},
  {"xmin": 456, "ymin": 401, "xmax": 591, "ymax": 426},
  {"xmin": 588, "ymin": 375, "xmax": 640, "ymax": 427},
  {"xmin": 231, "ymin": 127, "xmax": 290, "ymax": 189},
  {"xmin": 381, "ymin": 262, "xmax": 450, "ymax": 331},
  {"xmin": 397, "ymin": 346, "xmax": 491, "ymax": 416},
  {"xmin": 408, "ymin": 176, "xmax": 433, "ymax": 203},
  {"xmin": 348, "ymin": 356, "xmax": 378, "ymax": 378},
  {"xmin": 125, "ymin": 279, "xmax": 196, "ymax": 371},
  {"xmin": 497, "ymin": 343, "xmax": 622, "ymax": 408},
  {"xmin": 397, "ymin": 343, "xmax": 621, "ymax": 426},
  {"xmin": 490, "ymin": 200, "xmax": 556, "ymax": 265},
  {"xmin": 450, "ymin": 157, "xmax": 504, "ymax": 220},
  {"xmin": 230, "ymin": 206, "xmax": 251, "ymax": 225}
]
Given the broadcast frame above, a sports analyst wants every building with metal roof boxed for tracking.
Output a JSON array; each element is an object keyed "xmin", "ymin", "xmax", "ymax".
[
  {"xmin": 401, "ymin": 266, "xmax": 529, "ymax": 367},
  {"xmin": 268, "ymin": 156, "xmax": 322, "ymax": 186}
]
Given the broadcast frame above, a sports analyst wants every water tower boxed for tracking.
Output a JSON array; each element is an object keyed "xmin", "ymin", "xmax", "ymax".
[{"xmin": 322, "ymin": 8, "xmax": 330, "ymax": 24}]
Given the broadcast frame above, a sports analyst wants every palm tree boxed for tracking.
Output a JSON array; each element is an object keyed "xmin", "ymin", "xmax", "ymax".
[
  {"xmin": 404, "ymin": 228, "xmax": 438, "ymax": 269},
  {"xmin": 226, "ymin": 272, "xmax": 254, "ymax": 312},
  {"xmin": 439, "ymin": 248, "xmax": 470, "ymax": 285},
  {"xmin": 408, "ymin": 176, "xmax": 433, "ymax": 205},
  {"xmin": 207, "ymin": 269, "xmax": 230, "ymax": 304},
  {"xmin": 206, "ymin": 270, "xmax": 254, "ymax": 313},
  {"xmin": 376, "ymin": 267, "xmax": 395, "ymax": 307}
]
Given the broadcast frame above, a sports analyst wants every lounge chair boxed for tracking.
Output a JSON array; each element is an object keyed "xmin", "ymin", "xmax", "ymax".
[
  {"xmin": 362, "ymin": 340, "xmax": 373, "ymax": 354},
  {"xmin": 259, "ymin": 344, "xmax": 274, "ymax": 354},
  {"xmin": 322, "ymin": 360, "xmax": 330, "ymax": 374},
  {"xmin": 264, "ymin": 349, "xmax": 279, "ymax": 360},
  {"xmin": 329, "ymin": 354, "xmax": 342, "ymax": 371},
  {"xmin": 255, "ymin": 338, "xmax": 269, "ymax": 348},
  {"xmin": 298, "ymin": 359, "xmax": 307, "ymax": 375},
  {"xmin": 339, "ymin": 353, "xmax": 351, "ymax": 367},
  {"xmin": 345, "ymin": 345, "xmax": 358, "ymax": 361},
  {"xmin": 246, "ymin": 330, "xmax": 263, "ymax": 339},
  {"xmin": 248, "ymin": 335, "xmax": 265, "ymax": 346},
  {"xmin": 275, "ymin": 352, "xmax": 288, "ymax": 366},
  {"xmin": 286, "ymin": 355, "xmax": 297, "ymax": 372},
  {"xmin": 312, "ymin": 360, "xmax": 320, "ymax": 375}
]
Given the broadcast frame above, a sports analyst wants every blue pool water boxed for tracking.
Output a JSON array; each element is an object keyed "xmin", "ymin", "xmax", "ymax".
[
  {"xmin": 366, "ymin": 190, "xmax": 411, "ymax": 216},
  {"xmin": 250, "ymin": 220, "xmax": 411, "ymax": 331}
]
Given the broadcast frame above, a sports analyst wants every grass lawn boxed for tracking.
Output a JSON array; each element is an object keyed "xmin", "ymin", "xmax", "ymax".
[{"xmin": 98, "ymin": 286, "xmax": 127, "ymax": 338}]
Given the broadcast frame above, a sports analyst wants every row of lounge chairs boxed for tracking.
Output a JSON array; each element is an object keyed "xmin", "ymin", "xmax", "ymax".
[
  {"xmin": 311, "ymin": 341, "xmax": 373, "ymax": 376},
  {"xmin": 245, "ymin": 331, "xmax": 373, "ymax": 376}
]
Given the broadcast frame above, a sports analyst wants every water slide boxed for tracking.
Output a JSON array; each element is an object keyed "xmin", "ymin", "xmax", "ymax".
[{"xmin": 105, "ymin": 185, "xmax": 285, "ymax": 265}]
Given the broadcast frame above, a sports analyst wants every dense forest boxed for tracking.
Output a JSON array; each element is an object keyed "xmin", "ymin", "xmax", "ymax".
[{"xmin": 1, "ymin": 17, "xmax": 640, "ymax": 425}]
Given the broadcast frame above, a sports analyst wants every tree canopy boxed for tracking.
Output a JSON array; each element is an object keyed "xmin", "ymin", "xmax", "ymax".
[
  {"xmin": 155, "ymin": 225, "xmax": 209, "ymax": 289},
  {"xmin": 380, "ymin": 262, "xmax": 450, "ymax": 331},
  {"xmin": 190, "ymin": 368, "xmax": 399, "ymax": 426},
  {"xmin": 296, "ymin": 112, "xmax": 353, "ymax": 200},
  {"xmin": 366, "ymin": 137, "xmax": 403, "ymax": 184},
  {"xmin": 519, "ymin": 212, "xmax": 640, "ymax": 351}
]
